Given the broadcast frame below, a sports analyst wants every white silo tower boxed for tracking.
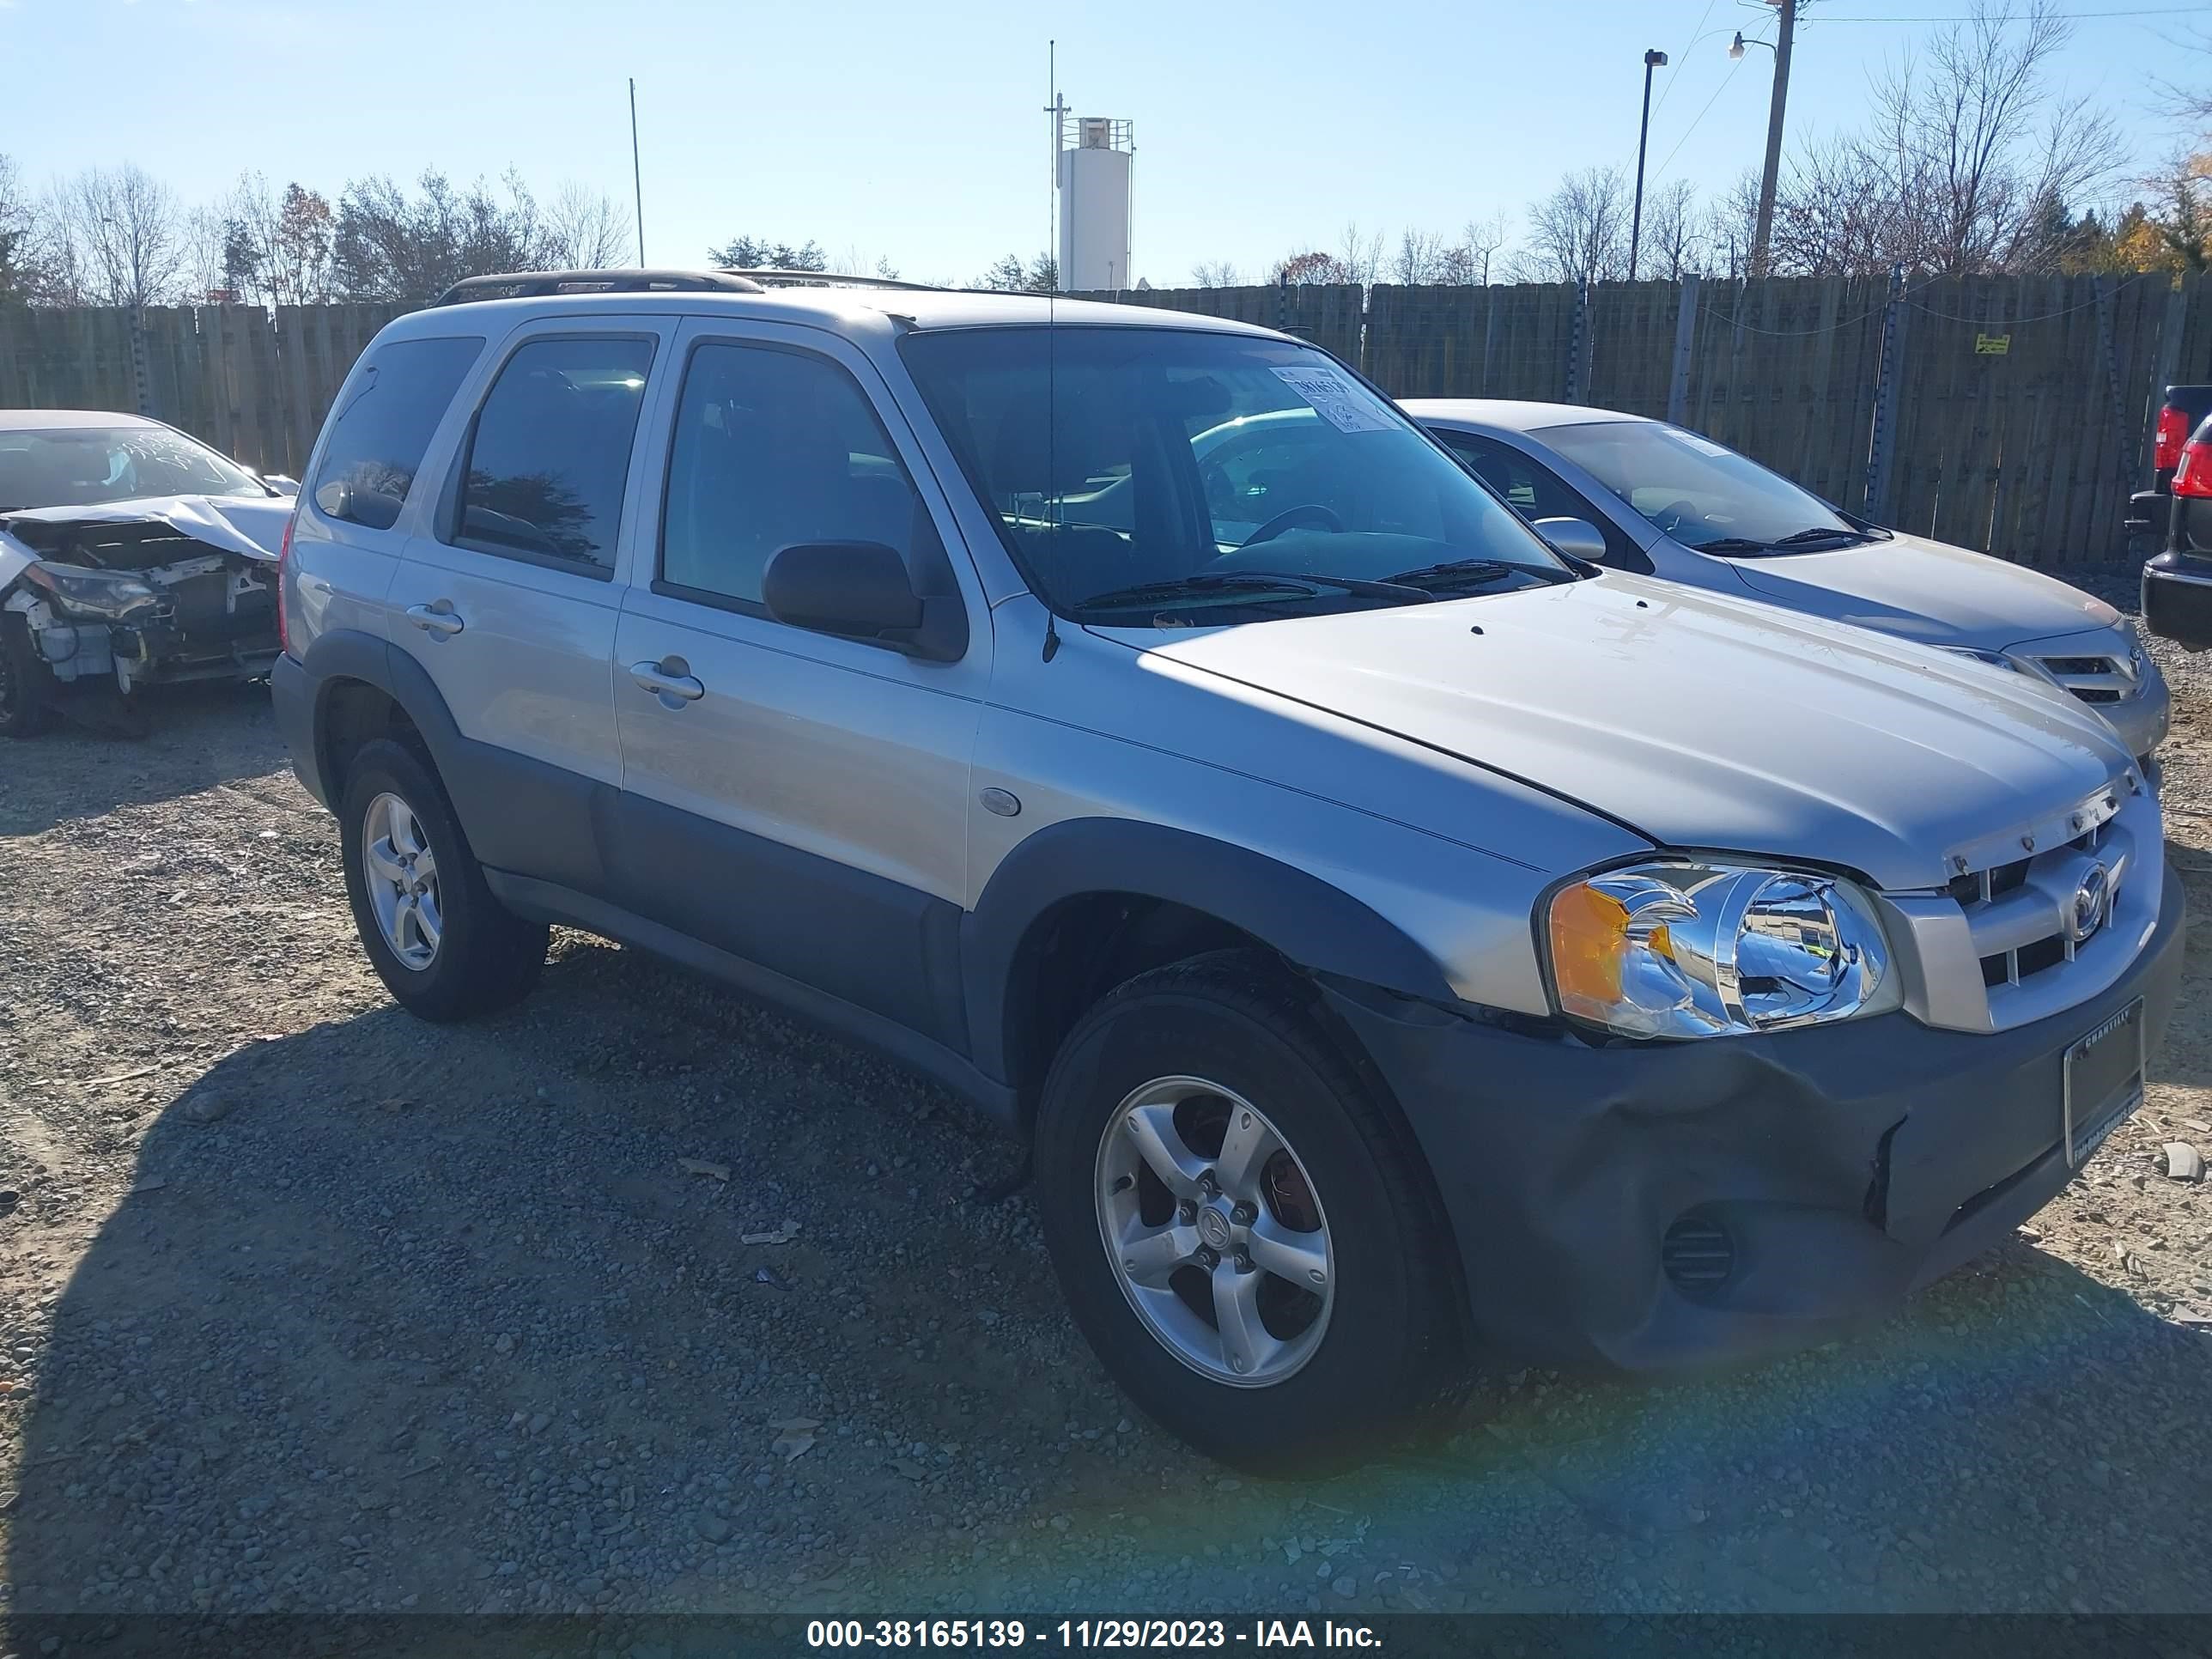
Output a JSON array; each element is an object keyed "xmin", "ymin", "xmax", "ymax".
[{"xmin": 1056, "ymin": 113, "xmax": 1134, "ymax": 293}]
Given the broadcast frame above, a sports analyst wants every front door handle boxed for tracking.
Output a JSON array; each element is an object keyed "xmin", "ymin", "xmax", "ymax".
[
  {"xmin": 629, "ymin": 658, "xmax": 705, "ymax": 704},
  {"xmin": 405, "ymin": 602, "xmax": 465, "ymax": 638}
]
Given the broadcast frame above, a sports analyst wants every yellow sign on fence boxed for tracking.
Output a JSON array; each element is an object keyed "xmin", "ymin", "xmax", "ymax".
[{"xmin": 1975, "ymin": 333, "xmax": 2012, "ymax": 355}]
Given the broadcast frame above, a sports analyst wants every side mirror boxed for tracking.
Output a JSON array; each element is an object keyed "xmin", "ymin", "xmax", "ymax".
[
  {"xmin": 763, "ymin": 540, "xmax": 968, "ymax": 662},
  {"xmin": 1532, "ymin": 516, "xmax": 1609, "ymax": 563}
]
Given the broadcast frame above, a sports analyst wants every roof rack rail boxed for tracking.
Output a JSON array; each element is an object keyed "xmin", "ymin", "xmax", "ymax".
[
  {"xmin": 429, "ymin": 269, "xmax": 766, "ymax": 307},
  {"xmin": 722, "ymin": 267, "xmax": 942, "ymax": 292}
]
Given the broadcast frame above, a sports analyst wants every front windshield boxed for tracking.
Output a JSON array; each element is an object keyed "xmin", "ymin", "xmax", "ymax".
[
  {"xmin": 1537, "ymin": 419, "xmax": 1864, "ymax": 554},
  {"xmin": 0, "ymin": 426, "xmax": 267, "ymax": 513},
  {"xmin": 899, "ymin": 327, "xmax": 1567, "ymax": 620}
]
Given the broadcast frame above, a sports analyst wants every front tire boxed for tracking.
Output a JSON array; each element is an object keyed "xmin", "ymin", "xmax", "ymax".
[
  {"xmin": 1033, "ymin": 951, "xmax": 1465, "ymax": 1473},
  {"xmin": 0, "ymin": 611, "xmax": 52, "ymax": 738},
  {"xmin": 338, "ymin": 738, "xmax": 547, "ymax": 1021}
]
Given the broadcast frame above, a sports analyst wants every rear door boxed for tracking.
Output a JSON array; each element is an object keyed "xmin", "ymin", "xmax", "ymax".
[
  {"xmin": 385, "ymin": 317, "xmax": 672, "ymax": 895},
  {"xmin": 607, "ymin": 319, "xmax": 989, "ymax": 1048}
]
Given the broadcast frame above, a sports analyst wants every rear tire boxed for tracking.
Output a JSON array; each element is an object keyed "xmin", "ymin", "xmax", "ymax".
[
  {"xmin": 0, "ymin": 611, "xmax": 52, "ymax": 738},
  {"xmin": 1033, "ymin": 950, "xmax": 1466, "ymax": 1474},
  {"xmin": 338, "ymin": 738, "xmax": 547, "ymax": 1021}
]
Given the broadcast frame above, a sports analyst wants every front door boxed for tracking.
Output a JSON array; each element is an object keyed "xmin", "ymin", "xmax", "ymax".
[{"xmin": 608, "ymin": 321, "xmax": 990, "ymax": 1048}]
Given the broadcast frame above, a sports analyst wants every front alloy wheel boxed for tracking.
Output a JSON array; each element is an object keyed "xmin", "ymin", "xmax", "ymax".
[
  {"xmin": 1097, "ymin": 1077, "xmax": 1333, "ymax": 1386},
  {"xmin": 1035, "ymin": 951, "xmax": 1466, "ymax": 1472}
]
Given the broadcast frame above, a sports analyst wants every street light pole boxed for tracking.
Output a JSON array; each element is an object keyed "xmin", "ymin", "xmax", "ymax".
[
  {"xmin": 1749, "ymin": 0, "xmax": 1797, "ymax": 279},
  {"xmin": 1628, "ymin": 47, "xmax": 1668, "ymax": 281}
]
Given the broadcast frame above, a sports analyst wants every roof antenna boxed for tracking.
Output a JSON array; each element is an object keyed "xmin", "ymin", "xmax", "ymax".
[{"xmin": 1041, "ymin": 39, "xmax": 1063, "ymax": 663}]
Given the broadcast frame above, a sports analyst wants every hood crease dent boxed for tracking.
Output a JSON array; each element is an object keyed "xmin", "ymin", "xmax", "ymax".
[{"xmin": 1100, "ymin": 572, "xmax": 2136, "ymax": 893}]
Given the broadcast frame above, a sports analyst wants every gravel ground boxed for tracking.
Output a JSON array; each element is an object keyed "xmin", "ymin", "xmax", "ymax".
[{"xmin": 1, "ymin": 568, "xmax": 2209, "ymax": 1620}]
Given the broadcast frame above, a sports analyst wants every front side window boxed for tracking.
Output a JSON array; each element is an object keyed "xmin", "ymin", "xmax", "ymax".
[
  {"xmin": 311, "ymin": 335, "xmax": 483, "ymax": 530},
  {"xmin": 659, "ymin": 342, "xmax": 926, "ymax": 607},
  {"xmin": 1535, "ymin": 420, "xmax": 1869, "ymax": 555},
  {"xmin": 454, "ymin": 336, "xmax": 655, "ymax": 573},
  {"xmin": 1436, "ymin": 430, "xmax": 1642, "ymax": 568},
  {"xmin": 899, "ymin": 327, "xmax": 1569, "ymax": 623},
  {"xmin": 0, "ymin": 425, "xmax": 268, "ymax": 513}
]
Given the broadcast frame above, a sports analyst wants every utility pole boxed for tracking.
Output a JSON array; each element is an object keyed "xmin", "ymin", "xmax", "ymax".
[
  {"xmin": 1749, "ymin": 0, "xmax": 1796, "ymax": 279},
  {"xmin": 1628, "ymin": 48, "xmax": 1668, "ymax": 281},
  {"xmin": 629, "ymin": 78, "xmax": 646, "ymax": 266}
]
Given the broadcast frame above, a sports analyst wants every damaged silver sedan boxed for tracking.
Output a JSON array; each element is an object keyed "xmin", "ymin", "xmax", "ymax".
[{"xmin": 0, "ymin": 412, "xmax": 294, "ymax": 737}]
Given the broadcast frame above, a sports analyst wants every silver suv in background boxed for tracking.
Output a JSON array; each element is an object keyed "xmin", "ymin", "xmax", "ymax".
[
  {"xmin": 1403, "ymin": 399, "xmax": 2168, "ymax": 769},
  {"xmin": 272, "ymin": 271, "xmax": 2184, "ymax": 1470}
]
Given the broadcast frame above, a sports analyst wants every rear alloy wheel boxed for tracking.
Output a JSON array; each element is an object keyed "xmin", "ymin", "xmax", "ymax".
[
  {"xmin": 1036, "ymin": 951, "xmax": 1465, "ymax": 1472},
  {"xmin": 338, "ymin": 738, "xmax": 548, "ymax": 1021},
  {"xmin": 361, "ymin": 791, "xmax": 446, "ymax": 970}
]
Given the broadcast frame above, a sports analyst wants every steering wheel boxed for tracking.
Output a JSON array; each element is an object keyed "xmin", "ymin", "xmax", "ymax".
[
  {"xmin": 1650, "ymin": 497, "xmax": 1707, "ymax": 538},
  {"xmin": 1243, "ymin": 503, "xmax": 1345, "ymax": 547}
]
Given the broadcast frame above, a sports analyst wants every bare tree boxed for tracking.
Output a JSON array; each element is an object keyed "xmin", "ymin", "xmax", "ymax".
[
  {"xmin": 1190, "ymin": 258, "xmax": 1241, "ymax": 288},
  {"xmin": 51, "ymin": 163, "xmax": 184, "ymax": 308},
  {"xmin": 1334, "ymin": 221, "xmax": 1384, "ymax": 288},
  {"xmin": 0, "ymin": 153, "xmax": 75, "ymax": 305},
  {"xmin": 1460, "ymin": 211, "xmax": 1510, "ymax": 286},
  {"xmin": 1636, "ymin": 179, "xmax": 1706, "ymax": 279},
  {"xmin": 1513, "ymin": 166, "xmax": 1632, "ymax": 283},
  {"xmin": 1745, "ymin": 0, "xmax": 2121, "ymax": 276},
  {"xmin": 543, "ymin": 183, "xmax": 633, "ymax": 269}
]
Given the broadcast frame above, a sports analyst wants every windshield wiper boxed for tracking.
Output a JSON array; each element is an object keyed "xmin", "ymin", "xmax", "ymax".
[
  {"xmin": 1687, "ymin": 536, "xmax": 1776, "ymax": 555},
  {"xmin": 1077, "ymin": 569, "xmax": 1436, "ymax": 611},
  {"xmin": 1770, "ymin": 526, "xmax": 1874, "ymax": 548},
  {"xmin": 1382, "ymin": 557, "xmax": 1575, "ymax": 590}
]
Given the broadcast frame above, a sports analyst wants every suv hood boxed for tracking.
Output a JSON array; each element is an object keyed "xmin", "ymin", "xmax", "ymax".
[
  {"xmin": 1721, "ymin": 531, "xmax": 2118, "ymax": 650},
  {"xmin": 1115, "ymin": 573, "xmax": 2136, "ymax": 892}
]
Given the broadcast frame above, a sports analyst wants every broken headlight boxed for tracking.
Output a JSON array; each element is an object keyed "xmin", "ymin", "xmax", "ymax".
[
  {"xmin": 1545, "ymin": 859, "xmax": 1899, "ymax": 1040},
  {"xmin": 19, "ymin": 561, "xmax": 162, "ymax": 624}
]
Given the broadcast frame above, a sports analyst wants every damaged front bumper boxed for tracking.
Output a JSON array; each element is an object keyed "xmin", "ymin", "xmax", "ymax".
[
  {"xmin": 1, "ymin": 495, "xmax": 283, "ymax": 696},
  {"xmin": 1322, "ymin": 861, "xmax": 2187, "ymax": 1372}
]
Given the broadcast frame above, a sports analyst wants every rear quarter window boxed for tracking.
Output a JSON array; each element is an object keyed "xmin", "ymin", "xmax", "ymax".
[{"xmin": 310, "ymin": 335, "xmax": 485, "ymax": 531}]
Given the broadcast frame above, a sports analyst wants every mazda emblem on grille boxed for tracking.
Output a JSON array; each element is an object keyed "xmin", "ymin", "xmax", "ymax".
[{"xmin": 2069, "ymin": 863, "xmax": 2112, "ymax": 945}]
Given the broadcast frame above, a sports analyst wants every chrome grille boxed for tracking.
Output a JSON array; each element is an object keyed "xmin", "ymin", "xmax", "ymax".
[
  {"xmin": 1877, "ymin": 772, "xmax": 2157, "ymax": 1035},
  {"xmin": 1958, "ymin": 816, "xmax": 2129, "ymax": 995},
  {"xmin": 2032, "ymin": 650, "xmax": 2142, "ymax": 708}
]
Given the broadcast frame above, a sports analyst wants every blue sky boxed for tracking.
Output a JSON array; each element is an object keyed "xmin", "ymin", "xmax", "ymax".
[{"xmin": 3, "ymin": 0, "xmax": 2206, "ymax": 283}]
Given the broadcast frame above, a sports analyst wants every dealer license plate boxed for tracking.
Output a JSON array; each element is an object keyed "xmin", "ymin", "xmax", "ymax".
[{"xmin": 2063, "ymin": 998, "xmax": 2145, "ymax": 1168}]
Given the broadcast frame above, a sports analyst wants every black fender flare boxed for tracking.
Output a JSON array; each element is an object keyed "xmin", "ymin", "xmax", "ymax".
[
  {"xmin": 961, "ymin": 817, "xmax": 1458, "ymax": 1089},
  {"xmin": 297, "ymin": 627, "xmax": 467, "ymax": 779},
  {"xmin": 293, "ymin": 629, "xmax": 610, "ymax": 888}
]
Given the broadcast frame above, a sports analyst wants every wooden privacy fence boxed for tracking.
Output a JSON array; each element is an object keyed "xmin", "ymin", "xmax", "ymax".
[
  {"xmin": 3, "ymin": 270, "xmax": 2207, "ymax": 562},
  {"xmin": 0, "ymin": 301, "xmax": 404, "ymax": 480},
  {"xmin": 1086, "ymin": 270, "xmax": 2207, "ymax": 565}
]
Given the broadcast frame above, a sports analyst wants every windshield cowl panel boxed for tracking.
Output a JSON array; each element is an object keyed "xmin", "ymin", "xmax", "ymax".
[{"xmin": 898, "ymin": 327, "xmax": 1566, "ymax": 623}]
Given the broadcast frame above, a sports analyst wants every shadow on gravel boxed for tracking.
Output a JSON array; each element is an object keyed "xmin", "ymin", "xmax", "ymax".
[
  {"xmin": 6, "ymin": 942, "xmax": 2212, "ymax": 1618},
  {"xmin": 0, "ymin": 682, "xmax": 288, "ymax": 838}
]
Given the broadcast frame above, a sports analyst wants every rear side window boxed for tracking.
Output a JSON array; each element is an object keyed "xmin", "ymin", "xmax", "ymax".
[
  {"xmin": 452, "ymin": 336, "xmax": 656, "ymax": 574},
  {"xmin": 311, "ymin": 335, "xmax": 483, "ymax": 531},
  {"xmin": 659, "ymin": 342, "xmax": 926, "ymax": 608}
]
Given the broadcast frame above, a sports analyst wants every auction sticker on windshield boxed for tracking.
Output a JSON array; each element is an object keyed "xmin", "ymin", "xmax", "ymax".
[{"xmin": 1271, "ymin": 365, "xmax": 1397, "ymax": 434}]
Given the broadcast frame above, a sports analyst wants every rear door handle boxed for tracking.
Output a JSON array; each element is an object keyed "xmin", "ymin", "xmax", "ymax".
[
  {"xmin": 405, "ymin": 602, "xmax": 464, "ymax": 638},
  {"xmin": 629, "ymin": 658, "xmax": 705, "ymax": 704}
]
